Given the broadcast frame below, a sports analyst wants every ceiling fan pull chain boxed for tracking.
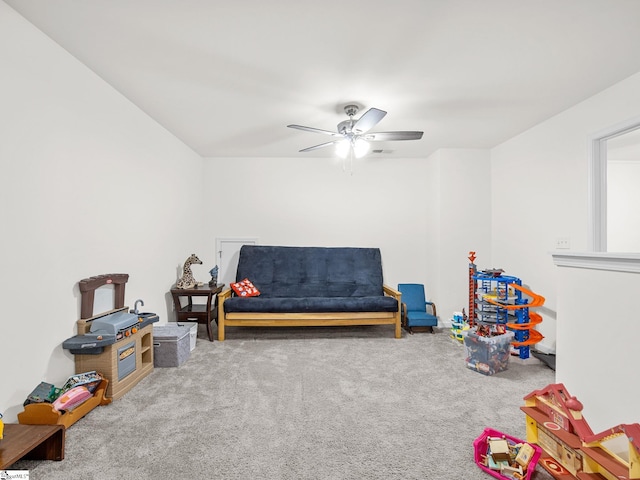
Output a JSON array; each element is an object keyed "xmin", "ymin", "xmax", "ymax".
[{"xmin": 349, "ymin": 145, "xmax": 354, "ymax": 175}]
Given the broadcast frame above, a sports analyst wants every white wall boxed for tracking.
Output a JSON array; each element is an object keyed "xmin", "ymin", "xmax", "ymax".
[
  {"xmin": 203, "ymin": 156, "xmax": 431, "ymax": 287},
  {"xmin": 491, "ymin": 72, "xmax": 640, "ymax": 428},
  {"xmin": 203, "ymin": 149, "xmax": 491, "ymax": 327},
  {"xmin": 555, "ymin": 263, "xmax": 638, "ymax": 432},
  {"xmin": 0, "ymin": 3, "xmax": 205, "ymax": 421},
  {"xmin": 427, "ymin": 149, "xmax": 492, "ymax": 324}
]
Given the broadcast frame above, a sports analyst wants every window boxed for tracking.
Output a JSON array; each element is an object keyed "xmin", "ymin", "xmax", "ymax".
[{"xmin": 589, "ymin": 116, "xmax": 640, "ymax": 252}]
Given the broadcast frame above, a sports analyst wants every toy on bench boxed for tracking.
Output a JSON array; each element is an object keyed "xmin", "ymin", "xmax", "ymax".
[{"xmin": 18, "ymin": 371, "xmax": 111, "ymax": 429}]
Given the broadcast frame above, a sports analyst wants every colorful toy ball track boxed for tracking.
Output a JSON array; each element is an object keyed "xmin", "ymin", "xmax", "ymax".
[{"xmin": 467, "ymin": 252, "xmax": 546, "ymax": 359}]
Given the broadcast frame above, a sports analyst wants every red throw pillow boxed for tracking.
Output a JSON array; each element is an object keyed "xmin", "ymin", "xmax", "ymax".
[{"xmin": 231, "ymin": 278, "xmax": 260, "ymax": 297}]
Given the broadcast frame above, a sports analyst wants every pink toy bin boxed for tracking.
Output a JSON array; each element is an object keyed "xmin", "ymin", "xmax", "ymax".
[{"xmin": 473, "ymin": 427, "xmax": 542, "ymax": 480}]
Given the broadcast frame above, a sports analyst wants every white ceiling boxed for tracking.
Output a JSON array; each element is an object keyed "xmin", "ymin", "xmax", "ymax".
[{"xmin": 6, "ymin": 0, "xmax": 640, "ymax": 159}]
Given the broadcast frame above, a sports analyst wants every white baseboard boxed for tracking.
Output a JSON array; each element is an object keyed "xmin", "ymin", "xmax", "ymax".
[
  {"xmin": 534, "ymin": 342, "xmax": 555, "ymax": 355},
  {"xmin": 510, "ymin": 355, "xmax": 542, "ymax": 366}
]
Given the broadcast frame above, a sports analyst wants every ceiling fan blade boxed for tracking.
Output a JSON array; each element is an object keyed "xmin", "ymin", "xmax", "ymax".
[
  {"xmin": 299, "ymin": 141, "xmax": 339, "ymax": 152},
  {"xmin": 364, "ymin": 131, "xmax": 424, "ymax": 141},
  {"xmin": 352, "ymin": 108, "xmax": 387, "ymax": 134},
  {"xmin": 288, "ymin": 124, "xmax": 342, "ymax": 137}
]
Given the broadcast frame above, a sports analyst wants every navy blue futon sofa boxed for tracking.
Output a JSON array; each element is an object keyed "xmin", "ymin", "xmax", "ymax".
[{"xmin": 216, "ymin": 245, "xmax": 402, "ymax": 340}]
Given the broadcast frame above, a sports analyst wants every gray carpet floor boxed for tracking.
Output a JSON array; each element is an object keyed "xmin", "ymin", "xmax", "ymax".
[{"xmin": 13, "ymin": 325, "xmax": 555, "ymax": 479}]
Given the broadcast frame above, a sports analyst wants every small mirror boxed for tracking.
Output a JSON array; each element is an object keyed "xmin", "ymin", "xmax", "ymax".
[{"xmin": 93, "ymin": 284, "xmax": 116, "ymax": 315}]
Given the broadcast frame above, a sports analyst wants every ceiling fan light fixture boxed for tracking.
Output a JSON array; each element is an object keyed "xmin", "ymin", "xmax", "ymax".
[
  {"xmin": 336, "ymin": 139, "xmax": 350, "ymax": 159},
  {"xmin": 288, "ymin": 103, "xmax": 423, "ymax": 164},
  {"xmin": 353, "ymin": 138, "xmax": 370, "ymax": 158}
]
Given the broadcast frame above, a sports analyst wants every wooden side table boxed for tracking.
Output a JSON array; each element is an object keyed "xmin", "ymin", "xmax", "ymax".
[
  {"xmin": 0, "ymin": 424, "xmax": 65, "ymax": 469},
  {"xmin": 170, "ymin": 284, "xmax": 224, "ymax": 342}
]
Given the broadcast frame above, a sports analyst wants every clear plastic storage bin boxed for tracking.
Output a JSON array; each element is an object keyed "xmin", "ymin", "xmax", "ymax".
[{"xmin": 463, "ymin": 329, "xmax": 514, "ymax": 375}]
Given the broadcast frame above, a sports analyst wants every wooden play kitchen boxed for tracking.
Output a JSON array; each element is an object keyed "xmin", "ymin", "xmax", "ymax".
[
  {"xmin": 64, "ymin": 274, "xmax": 158, "ymax": 400},
  {"xmin": 19, "ymin": 274, "xmax": 159, "ymax": 429}
]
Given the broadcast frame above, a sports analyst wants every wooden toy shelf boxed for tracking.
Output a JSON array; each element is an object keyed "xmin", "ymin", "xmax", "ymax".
[{"xmin": 17, "ymin": 379, "xmax": 111, "ymax": 429}]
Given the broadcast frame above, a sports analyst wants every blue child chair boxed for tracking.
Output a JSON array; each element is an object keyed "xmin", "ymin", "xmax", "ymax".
[{"xmin": 398, "ymin": 283, "xmax": 438, "ymax": 333}]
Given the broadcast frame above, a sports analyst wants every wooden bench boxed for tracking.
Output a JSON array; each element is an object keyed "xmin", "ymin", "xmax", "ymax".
[{"xmin": 0, "ymin": 423, "xmax": 65, "ymax": 469}]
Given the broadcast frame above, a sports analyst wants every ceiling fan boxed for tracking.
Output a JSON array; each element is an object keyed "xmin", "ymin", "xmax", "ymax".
[{"xmin": 287, "ymin": 104, "xmax": 423, "ymax": 159}]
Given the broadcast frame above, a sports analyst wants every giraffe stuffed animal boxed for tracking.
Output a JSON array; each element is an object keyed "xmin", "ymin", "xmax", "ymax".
[{"xmin": 176, "ymin": 254, "xmax": 203, "ymax": 289}]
